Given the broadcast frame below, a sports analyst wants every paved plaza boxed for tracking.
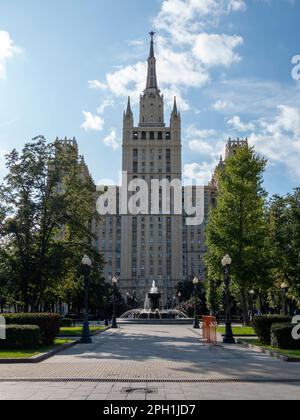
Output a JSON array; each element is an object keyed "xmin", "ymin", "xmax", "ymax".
[{"xmin": 0, "ymin": 325, "xmax": 300, "ymax": 400}]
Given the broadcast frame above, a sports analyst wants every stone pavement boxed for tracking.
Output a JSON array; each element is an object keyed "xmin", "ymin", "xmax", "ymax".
[
  {"xmin": 0, "ymin": 380, "xmax": 300, "ymax": 400},
  {"xmin": 0, "ymin": 325, "xmax": 300, "ymax": 400}
]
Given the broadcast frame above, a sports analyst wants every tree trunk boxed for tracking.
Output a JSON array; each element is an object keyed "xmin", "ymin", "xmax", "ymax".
[{"xmin": 240, "ymin": 288, "xmax": 250, "ymax": 326}]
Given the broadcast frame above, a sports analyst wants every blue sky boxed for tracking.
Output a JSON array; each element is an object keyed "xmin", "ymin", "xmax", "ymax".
[{"xmin": 1, "ymin": 0, "xmax": 300, "ymax": 196}]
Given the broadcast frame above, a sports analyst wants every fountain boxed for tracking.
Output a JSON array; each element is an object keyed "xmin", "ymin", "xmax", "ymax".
[{"xmin": 120, "ymin": 281, "xmax": 189, "ymax": 321}]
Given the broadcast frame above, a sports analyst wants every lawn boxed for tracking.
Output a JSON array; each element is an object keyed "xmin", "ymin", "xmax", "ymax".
[
  {"xmin": 217, "ymin": 326, "xmax": 256, "ymax": 336},
  {"xmin": 0, "ymin": 339, "xmax": 74, "ymax": 359},
  {"xmin": 58, "ymin": 326, "xmax": 107, "ymax": 337},
  {"xmin": 242, "ymin": 339, "xmax": 300, "ymax": 359}
]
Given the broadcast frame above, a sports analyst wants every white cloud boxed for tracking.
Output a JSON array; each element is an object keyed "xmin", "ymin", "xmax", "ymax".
[
  {"xmin": 213, "ymin": 99, "xmax": 234, "ymax": 111},
  {"xmin": 228, "ymin": 0, "xmax": 247, "ymax": 12},
  {"xmin": 249, "ymin": 105, "xmax": 300, "ymax": 179},
  {"xmin": 106, "ymin": 61, "xmax": 147, "ymax": 102},
  {"xmin": 207, "ymin": 78, "xmax": 300, "ymax": 117},
  {"xmin": 186, "ymin": 125, "xmax": 217, "ymax": 139},
  {"xmin": 103, "ymin": 129, "xmax": 120, "ymax": 150},
  {"xmin": 92, "ymin": 0, "xmax": 245, "ymax": 110},
  {"xmin": 186, "ymin": 125, "xmax": 225, "ymax": 155},
  {"xmin": 189, "ymin": 139, "xmax": 216, "ymax": 155},
  {"xmin": 81, "ymin": 111, "xmax": 104, "ymax": 132},
  {"xmin": 227, "ymin": 115, "xmax": 255, "ymax": 132},
  {"xmin": 97, "ymin": 99, "xmax": 115, "ymax": 114},
  {"xmin": 0, "ymin": 31, "xmax": 19, "ymax": 80},
  {"xmin": 154, "ymin": 0, "xmax": 246, "ymax": 43},
  {"xmin": 193, "ymin": 33, "xmax": 243, "ymax": 67},
  {"xmin": 184, "ymin": 124, "xmax": 226, "ymax": 184},
  {"xmin": 88, "ymin": 80, "xmax": 108, "ymax": 90},
  {"xmin": 183, "ymin": 161, "xmax": 217, "ymax": 185}
]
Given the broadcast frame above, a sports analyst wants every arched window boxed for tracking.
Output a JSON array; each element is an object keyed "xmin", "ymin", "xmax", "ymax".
[
  {"xmin": 150, "ymin": 132, "xmax": 155, "ymax": 140},
  {"xmin": 142, "ymin": 132, "xmax": 146, "ymax": 140}
]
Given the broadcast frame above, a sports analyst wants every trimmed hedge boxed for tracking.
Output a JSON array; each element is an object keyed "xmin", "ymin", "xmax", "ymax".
[
  {"xmin": 253, "ymin": 315, "xmax": 292, "ymax": 345},
  {"xmin": 0, "ymin": 325, "xmax": 41, "ymax": 350},
  {"xmin": 4, "ymin": 313, "xmax": 61, "ymax": 345},
  {"xmin": 61, "ymin": 318, "xmax": 73, "ymax": 327},
  {"xmin": 271, "ymin": 323, "xmax": 300, "ymax": 350}
]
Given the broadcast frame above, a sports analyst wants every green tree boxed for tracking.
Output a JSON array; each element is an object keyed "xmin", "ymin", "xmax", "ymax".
[
  {"xmin": 268, "ymin": 189, "xmax": 300, "ymax": 307},
  {"xmin": 0, "ymin": 136, "xmax": 103, "ymax": 311},
  {"xmin": 205, "ymin": 145, "xmax": 270, "ymax": 325}
]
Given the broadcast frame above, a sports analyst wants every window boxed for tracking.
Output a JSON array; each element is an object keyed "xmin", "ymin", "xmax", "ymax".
[
  {"xmin": 150, "ymin": 132, "xmax": 155, "ymax": 140},
  {"xmin": 142, "ymin": 132, "xmax": 146, "ymax": 140},
  {"xmin": 166, "ymin": 132, "xmax": 171, "ymax": 140},
  {"xmin": 133, "ymin": 132, "xmax": 138, "ymax": 140},
  {"xmin": 158, "ymin": 132, "xmax": 163, "ymax": 140}
]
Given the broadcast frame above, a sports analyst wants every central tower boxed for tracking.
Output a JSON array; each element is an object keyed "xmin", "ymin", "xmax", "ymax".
[
  {"xmin": 139, "ymin": 32, "xmax": 165, "ymax": 128},
  {"xmin": 120, "ymin": 32, "xmax": 183, "ymax": 306}
]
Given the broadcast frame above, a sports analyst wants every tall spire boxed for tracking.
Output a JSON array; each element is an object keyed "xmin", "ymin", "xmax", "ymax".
[
  {"xmin": 146, "ymin": 31, "xmax": 158, "ymax": 90},
  {"xmin": 172, "ymin": 96, "xmax": 178, "ymax": 114},
  {"xmin": 126, "ymin": 96, "xmax": 132, "ymax": 116},
  {"xmin": 149, "ymin": 31, "xmax": 155, "ymax": 58}
]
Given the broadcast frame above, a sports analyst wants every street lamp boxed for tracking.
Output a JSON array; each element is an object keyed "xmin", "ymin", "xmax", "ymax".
[
  {"xmin": 249, "ymin": 290, "xmax": 255, "ymax": 321},
  {"xmin": 221, "ymin": 255, "xmax": 235, "ymax": 344},
  {"xmin": 81, "ymin": 255, "xmax": 92, "ymax": 344},
  {"xmin": 193, "ymin": 277, "xmax": 200, "ymax": 329},
  {"xmin": 173, "ymin": 296, "xmax": 176, "ymax": 309},
  {"xmin": 111, "ymin": 276, "xmax": 119, "ymax": 329},
  {"xmin": 178, "ymin": 292, "xmax": 182, "ymax": 311},
  {"xmin": 281, "ymin": 282, "xmax": 289, "ymax": 315}
]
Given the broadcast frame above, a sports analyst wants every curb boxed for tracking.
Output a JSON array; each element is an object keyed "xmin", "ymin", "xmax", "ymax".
[
  {"xmin": 237, "ymin": 339, "xmax": 300, "ymax": 363},
  {"xmin": 222, "ymin": 334, "xmax": 257, "ymax": 338}
]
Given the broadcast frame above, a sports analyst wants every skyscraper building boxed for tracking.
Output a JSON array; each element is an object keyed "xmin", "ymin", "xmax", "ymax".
[{"xmin": 97, "ymin": 33, "xmax": 216, "ymax": 306}]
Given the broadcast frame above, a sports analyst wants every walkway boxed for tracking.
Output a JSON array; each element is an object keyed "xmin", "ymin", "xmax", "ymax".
[{"xmin": 0, "ymin": 325, "xmax": 299, "ymax": 399}]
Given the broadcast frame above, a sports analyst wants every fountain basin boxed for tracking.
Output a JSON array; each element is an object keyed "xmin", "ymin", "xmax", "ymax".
[
  {"xmin": 120, "ymin": 281, "xmax": 190, "ymax": 324},
  {"xmin": 119, "ymin": 308, "xmax": 189, "ymax": 320}
]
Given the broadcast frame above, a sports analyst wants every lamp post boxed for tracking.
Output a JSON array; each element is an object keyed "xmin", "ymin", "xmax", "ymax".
[
  {"xmin": 178, "ymin": 292, "xmax": 182, "ymax": 311},
  {"xmin": 221, "ymin": 255, "xmax": 235, "ymax": 344},
  {"xmin": 81, "ymin": 255, "xmax": 92, "ymax": 344},
  {"xmin": 249, "ymin": 290, "xmax": 255, "ymax": 322},
  {"xmin": 111, "ymin": 276, "xmax": 118, "ymax": 329},
  {"xmin": 281, "ymin": 282, "xmax": 289, "ymax": 315},
  {"xmin": 172, "ymin": 296, "xmax": 176, "ymax": 309},
  {"xmin": 192, "ymin": 277, "xmax": 200, "ymax": 329}
]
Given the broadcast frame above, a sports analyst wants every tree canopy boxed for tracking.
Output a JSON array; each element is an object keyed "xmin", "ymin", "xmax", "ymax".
[
  {"xmin": 205, "ymin": 145, "xmax": 270, "ymax": 324},
  {"xmin": 0, "ymin": 136, "xmax": 104, "ymax": 312}
]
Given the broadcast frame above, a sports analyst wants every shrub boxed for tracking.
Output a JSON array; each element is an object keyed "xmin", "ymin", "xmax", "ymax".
[
  {"xmin": 61, "ymin": 318, "xmax": 73, "ymax": 328},
  {"xmin": 253, "ymin": 315, "xmax": 292, "ymax": 345},
  {"xmin": 271, "ymin": 323, "xmax": 300, "ymax": 350},
  {"xmin": 0, "ymin": 325, "xmax": 41, "ymax": 350},
  {"xmin": 4, "ymin": 313, "xmax": 61, "ymax": 345}
]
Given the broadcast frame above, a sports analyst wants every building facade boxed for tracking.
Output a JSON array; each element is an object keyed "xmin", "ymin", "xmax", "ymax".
[
  {"xmin": 95, "ymin": 35, "xmax": 250, "ymax": 307},
  {"xmin": 97, "ymin": 34, "xmax": 217, "ymax": 306}
]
